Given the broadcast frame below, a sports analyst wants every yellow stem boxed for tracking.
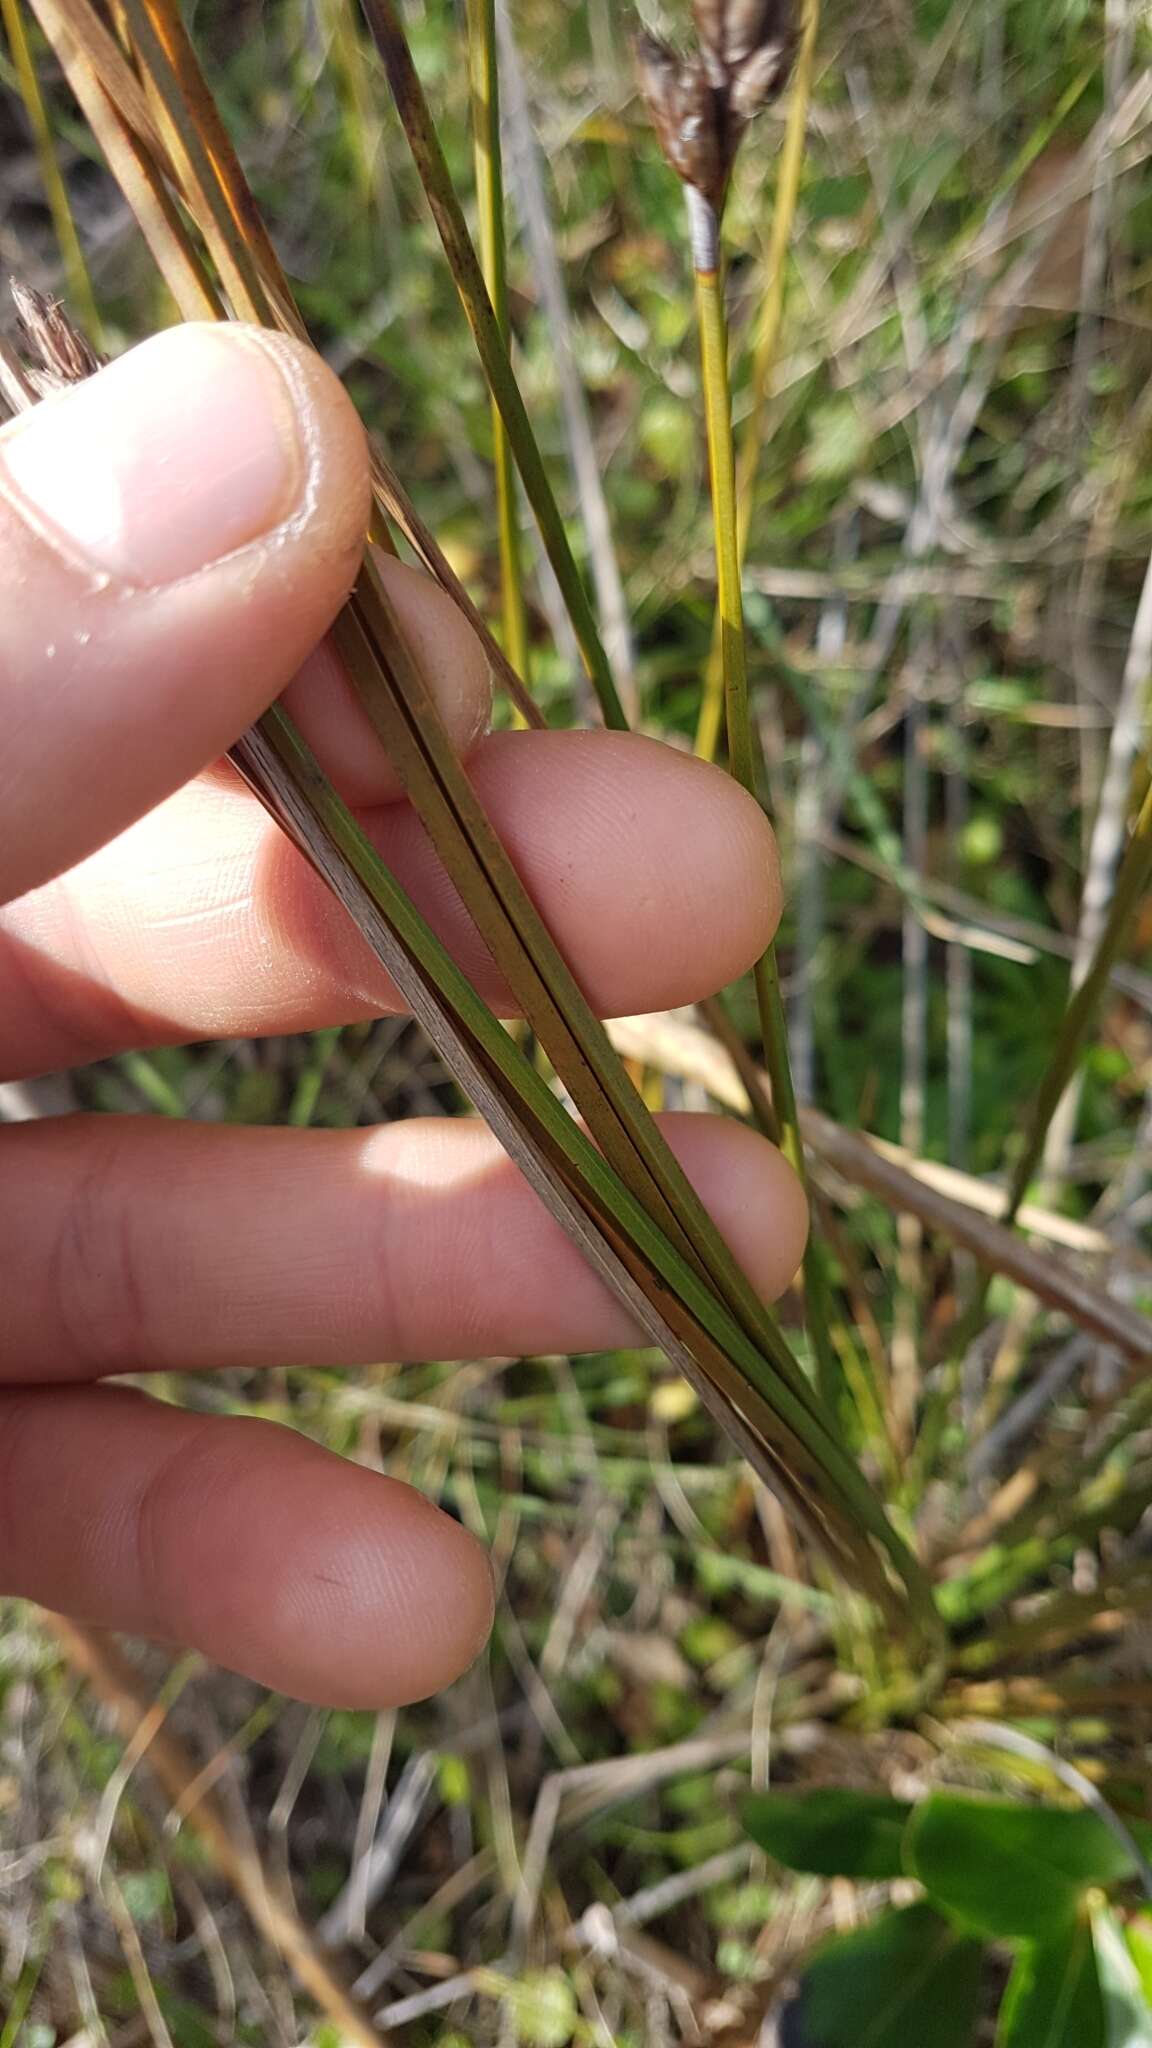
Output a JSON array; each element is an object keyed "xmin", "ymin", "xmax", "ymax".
[
  {"xmin": 693, "ymin": 188, "xmax": 845, "ymax": 1416},
  {"xmin": 695, "ymin": 0, "xmax": 820, "ymax": 762},
  {"xmin": 2, "ymin": 0, "xmax": 103, "ymax": 344},
  {"xmin": 466, "ymin": 0, "xmax": 530, "ymax": 709},
  {"xmin": 693, "ymin": 220, "xmax": 802, "ymax": 1178}
]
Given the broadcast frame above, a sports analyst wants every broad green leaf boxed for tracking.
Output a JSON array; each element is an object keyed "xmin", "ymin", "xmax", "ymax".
[
  {"xmin": 907, "ymin": 1797, "xmax": 1137, "ymax": 1940},
  {"xmin": 789, "ymin": 1903, "xmax": 983, "ymax": 2048},
  {"xmin": 1094, "ymin": 1905, "xmax": 1152, "ymax": 2047},
  {"xmin": 997, "ymin": 1921, "xmax": 1105, "ymax": 2047},
  {"xmin": 743, "ymin": 1788, "xmax": 912, "ymax": 1880}
]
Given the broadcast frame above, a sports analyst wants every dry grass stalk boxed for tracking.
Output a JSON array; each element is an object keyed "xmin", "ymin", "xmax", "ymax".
[
  {"xmin": 43, "ymin": 1615, "xmax": 392, "ymax": 2048},
  {"xmin": 606, "ymin": 1010, "xmax": 1152, "ymax": 1364}
]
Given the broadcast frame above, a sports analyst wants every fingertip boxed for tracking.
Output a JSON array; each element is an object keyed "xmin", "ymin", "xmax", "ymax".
[
  {"xmin": 377, "ymin": 553, "xmax": 493, "ymax": 763},
  {"xmin": 660, "ymin": 1111, "xmax": 809, "ymax": 1302},
  {"xmin": 0, "ymin": 322, "xmax": 373, "ymax": 903},
  {"xmin": 281, "ymin": 552, "xmax": 492, "ymax": 807},
  {"xmin": 178, "ymin": 1431, "xmax": 496, "ymax": 1709},
  {"xmin": 464, "ymin": 732, "xmax": 784, "ymax": 1013},
  {"xmin": 253, "ymin": 328, "xmax": 372, "ymax": 596}
]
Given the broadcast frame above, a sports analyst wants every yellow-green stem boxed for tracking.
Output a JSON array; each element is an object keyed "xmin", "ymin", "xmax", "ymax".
[
  {"xmin": 693, "ymin": 211, "xmax": 754, "ymax": 787},
  {"xmin": 692, "ymin": 208, "xmax": 799, "ymax": 1170},
  {"xmin": 465, "ymin": 0, "xmax": 530, "ymax": 692},
  {"xmin": 359, "ymin": 0, "xmax": 626, "ymax": 729},
  {"xmin": 2, "ymin": 0, "xmax": 102, "ymax": 344},
  {"xmin": 695, "ymin": 0, "xmax": 819, "ymax": 763},
  {"xmin": 691, "ymin": 190, "xmax": 840, "ymax": 1414},
  {"xmin": 321, "ymin": 0, "xmax": 384, "ymax": 208}
]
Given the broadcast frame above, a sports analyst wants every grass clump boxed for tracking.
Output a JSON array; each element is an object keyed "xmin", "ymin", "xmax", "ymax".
[{"xmin": 2, "ymin": 0, "xmax": 1152, "ymax": 2038}]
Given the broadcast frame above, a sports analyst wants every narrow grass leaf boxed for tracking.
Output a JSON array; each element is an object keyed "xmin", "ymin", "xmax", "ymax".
[
  {"xmin": 358, "ymin": 0, "xmax": 627, "ymax": 728},
  {"xmin": 1, "ymin": 0, "xmax": 101, "ymax": 338},
  {"xmin": 464, "ymin": 0, "xmax": 531, "ymax": 688}
]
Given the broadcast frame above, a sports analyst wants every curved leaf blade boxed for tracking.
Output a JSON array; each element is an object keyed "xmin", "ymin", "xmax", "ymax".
[{"xmin": 1093, "ymin": 1904, "xmax": 1152, "ymax": 2047}]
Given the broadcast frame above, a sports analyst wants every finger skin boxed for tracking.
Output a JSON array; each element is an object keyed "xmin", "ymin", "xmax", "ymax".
[
  {"xmin": 1, "ymin": 1112, "xmax": 807, "ymax": 1381},
  {"xmin": 0, "ymin": 1387, "xmax": 494, "ymax": 1708},
  {"xmin": 0, "ymin": 325, "xmax": 371, "ymax": 905},
  {"xmin": 1, "ymin": 731, "xmax": 781, "ymax": 1074},
  {"xmin": 281, "ymin": 554, "xmax": 491, "ymax": 807}
]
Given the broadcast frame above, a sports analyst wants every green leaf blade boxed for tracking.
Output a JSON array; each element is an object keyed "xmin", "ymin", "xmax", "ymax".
[
  {"xmin": 743, "ymin": 1788, "xmax": 912, "ymax": 1881},
  {"xmin": 907, "ymin": 1797, "xmax": 1137, "ymax": 1941},
  {"xmin": 1093, "ymin": 1904, "xmax": 1152, "ymax": 2047},
  {"xmin": 997, "ymin": 1921, "xmax": 1105, "ymax": 2048},
  {"xmin": 789, "ymin": 1903, "xmax": 983, "ymax": 2048}
]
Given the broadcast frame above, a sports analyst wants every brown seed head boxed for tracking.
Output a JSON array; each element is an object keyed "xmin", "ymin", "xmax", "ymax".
[
  {"xmin": 635, "ymin": 0, "xmax": 796, "ymax": 212},
  {"xmin": 11, "ymin": 283, "xmax": 104, "ymax": 391},
  {"xmin": 0, "ymin": 282, "xmax": 104, "ymax": 422}
]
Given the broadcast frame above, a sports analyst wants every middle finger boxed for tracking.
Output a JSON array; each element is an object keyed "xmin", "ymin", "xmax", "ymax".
[{"xmin": 1, "ymin": 729, "xmax": 779, "ymax": 1075}]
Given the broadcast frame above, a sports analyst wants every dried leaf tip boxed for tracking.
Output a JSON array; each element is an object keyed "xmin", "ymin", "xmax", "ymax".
[
  {"xmin": 635, "ymin": 0, "xmax": 796, "ymax": 216},
  {"xmin": 0, "ymin": 281, "xmax": 102, "ymax": 415}
]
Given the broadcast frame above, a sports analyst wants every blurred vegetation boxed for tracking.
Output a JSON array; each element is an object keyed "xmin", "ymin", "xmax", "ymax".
[{"xmin": 3, "ymin": 0, "xmax": 1152, "ymax": 2039}]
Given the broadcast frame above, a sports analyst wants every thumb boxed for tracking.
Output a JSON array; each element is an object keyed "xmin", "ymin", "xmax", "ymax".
[{"xmin": 0, "ymin": 321, "xmax": 369, "ymax": 907}]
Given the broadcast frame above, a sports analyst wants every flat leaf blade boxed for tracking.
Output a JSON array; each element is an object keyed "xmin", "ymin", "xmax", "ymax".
[
  {"xmin": 997, "ymin": 1922, "xmax": 1105, "ymax": 2048},
  {"xmin": 907, "ymin": 1797, "xmax": 1136, "ymax": 1940},
  {"xmin": 744, "ymin": 1788, "xmax": 912, "ymax": 1880},
  {"xmin": 787, "ymin": 1903, "xmax": 982, "ymax": 2048}
]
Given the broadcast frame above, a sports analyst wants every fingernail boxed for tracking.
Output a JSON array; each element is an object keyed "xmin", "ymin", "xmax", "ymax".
[{"xmin": 0, "ymin": 323, "xmax": 305, "ymax": 588}]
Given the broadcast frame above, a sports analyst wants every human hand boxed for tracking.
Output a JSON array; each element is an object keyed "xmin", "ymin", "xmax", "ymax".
[{"xmin": 0, "ymin": 323, "xmax": 807, "ymax": 1708}]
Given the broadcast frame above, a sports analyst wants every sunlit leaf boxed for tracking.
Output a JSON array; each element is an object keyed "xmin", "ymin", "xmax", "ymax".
[
  {"xmin": 1093, "ymin": 1904, "xmax": 1152, "ymax": 2048},
  {"xmin": 907, "ymin": 1797, "xmax": 1136, "ymax": 1941}
]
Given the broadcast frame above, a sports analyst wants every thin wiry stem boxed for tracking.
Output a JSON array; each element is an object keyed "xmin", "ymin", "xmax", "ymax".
[
  {"xmin": 319, "ymin": 0, "xmax": 387, "ymax": 213},
  {"xmin": 1004, "ymin": 778, "xmax": 1152, "ymax": 1230},
  {"xmin": 2, "ymin": 0, "xmax": 102, "ymax": 340},
  {"xmin": 689, "ymin": 186, "xmax": 840, "ymax": 1414},
  {"xmin": 948, "ymin": 775, "xmax": 1152, "ymax": 1362},
  {"xmin": 465, "ymin": 0, "xmax": 531, "ymax": 692},
  {"xmin": 694, "ymin": 0, "xmax": 819, "ymax": 761},
  {"xmin": 892, "ymin": 630, "xmax": 931, "ymax": 1454},
  {"xmin": 358, "ymin": 0, "xmax": 627, "ymax": 729},
  {"xmin": 691, "ymin": 197, "xmax": 797, "ymax": 1159},
  {"xmin": 1040, "ymin": 541, "xmax": 1152, "ymax": 1188},
  {"xmin": 496, "ymin": 0, "xmax": 637, "ymax": 715}
]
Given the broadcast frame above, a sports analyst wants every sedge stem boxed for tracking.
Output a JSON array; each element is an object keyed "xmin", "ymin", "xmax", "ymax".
[
  {"xmin": 2, "ymin": 0, "xmax": 103, "ymax": 345},
  {"xmin": 465, "ymin": 0, "xmax": 531, "ymax": 701},
  {"xmin": 690, "ymin": 185, "xmax": 840, "ymax": 1414},
  {"xmin": 694, "ymin": 0, "xmax": 819, "ymax": 764}
]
